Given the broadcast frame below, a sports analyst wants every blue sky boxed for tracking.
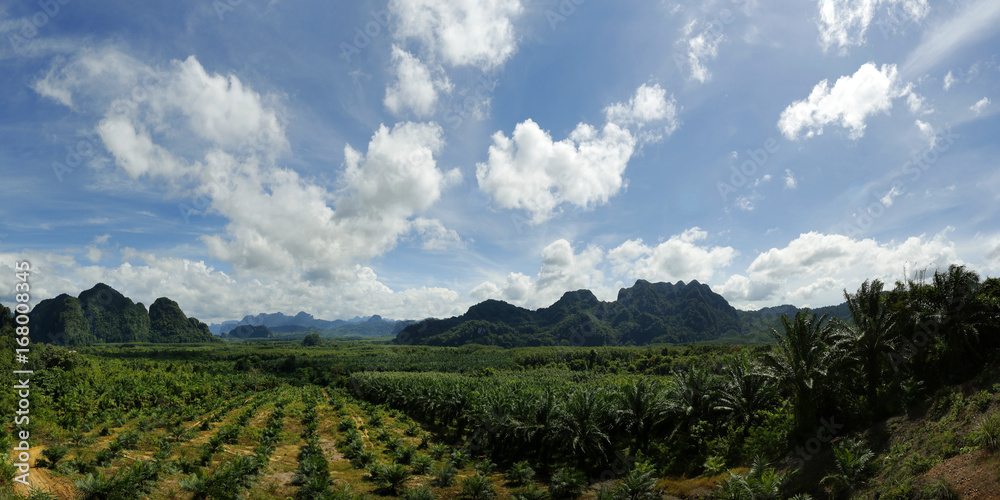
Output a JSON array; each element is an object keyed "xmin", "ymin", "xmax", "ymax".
[{"xmin": 1, "ymin": 0, "xmax": 998, "ymax": 323}]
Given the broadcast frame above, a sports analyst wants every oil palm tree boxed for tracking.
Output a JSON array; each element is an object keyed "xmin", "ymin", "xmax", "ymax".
[
  {"xmin": 839, "ymin": 279, "xmax": 902, "ymax": 417},
  {"xmin": 717, "ymin": 350, "xmax": 777, "ymax": 434},
  {"xmin": 760, "ymin": 310, "xmax": 849, "ymax": 437}
]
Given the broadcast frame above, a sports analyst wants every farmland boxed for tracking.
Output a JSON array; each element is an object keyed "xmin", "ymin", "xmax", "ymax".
[{"xmin": 2, "ymin": 266, "xmax": 1000, "ymax": 498}]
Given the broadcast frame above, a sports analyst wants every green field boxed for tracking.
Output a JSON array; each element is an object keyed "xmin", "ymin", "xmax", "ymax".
[{"xmin": 2, "ymin": 266, "xmax": 1000, "ymax": 499}]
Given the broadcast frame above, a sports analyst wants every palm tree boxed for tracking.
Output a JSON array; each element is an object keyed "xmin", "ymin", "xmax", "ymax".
[
  {"xmin": 665, "ymin": 363, "xmax": 721, "ymax": 440},
  {"xmin": 931, "ymin": 265, "xmax": 988, "ymax": 377},
  {"xmin": 839, "ymin": 279, "xmax": 902, "ymax": 417},
  {"xmin": 611, "ymin": 379, "xmax": 668, "ymax": 453},
  {"xmin": 558, "ymin": 388, "xmax": 612, "ymax": 470},
  {"xmin": 760, "ymin": 310, "xmax": 849, "ymax": 437},
  {"xmin": 717, "ymin": 350, "xmax": 777, "ymax": 434}
]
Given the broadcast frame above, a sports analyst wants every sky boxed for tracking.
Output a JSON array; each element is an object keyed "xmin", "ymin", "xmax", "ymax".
[{"xmin": 0, "ymin": 0, "xmax": 998, "ymax": 323}]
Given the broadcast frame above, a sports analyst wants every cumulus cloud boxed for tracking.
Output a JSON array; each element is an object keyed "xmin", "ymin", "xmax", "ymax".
[
  {"xmin": 34, "ymin": 48, "xmax": 463, "ymax": 288},
  {"xmin": 717, "ymin": 230, "xmax": 959, "ymax": 304},
  {"xmin": 389, "ymin": 0, "xmax": 523, "ymax": 69},
  {"xmin": 384, "ymin": 45, "xmax": 452, "ymax": 117},
  {"xmin": 477, "ymin": 84, "xmax": 676, "ymax": 223},
  {"xmin": 817, "ymin": 0, "xmax": 929, "ymax": 52},
  {"xmin": 778, "ymin": 62, "xmax": 909, "ymax": 140},
  {"xmin": 604, "ymin": 83, "xmax": 679, "ymax": 134},
  {"xmin": 970, "ymin": 97, "xmax": 991, "ymax": 114},
  {"xmin": 608, "ymin": 228, "xmax": 736, "ymax": 283}
]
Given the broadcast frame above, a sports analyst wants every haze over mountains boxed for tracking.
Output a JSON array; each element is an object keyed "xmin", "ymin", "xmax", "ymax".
[{"xmin": 15, "ymin": 280, "xmax": 849, "ymax": 347}]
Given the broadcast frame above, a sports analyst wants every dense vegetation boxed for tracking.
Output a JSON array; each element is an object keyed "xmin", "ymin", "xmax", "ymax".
[{"xmin": 2, "ymin": 264, "xmax": 999, "ymax": 499}]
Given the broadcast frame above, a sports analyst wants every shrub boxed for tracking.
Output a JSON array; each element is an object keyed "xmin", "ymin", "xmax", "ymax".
[
  {"xmin": 40, "ymin": 444, "xmax": 70, "ymax": 468},
  {"xmin": 433, "ymin": 463, "xmax": 458, "ymax": 487},
  {"xmin": 411, "ymin": 453, "xmax": 434, "ymax": 474},
  {"xmin": 513, "ymin": 484, "xmax": 549, "ymax": 500},
  {"xmin": 506, "ymin": 461, "xmax": 535, "ymax": 485},
  {"xmin": 973, "ymin": 412, "xmax": 1000, "ymax": 451},
  {"xmin": 918, "ymin": 478, "xmax": 960, "ymax": 500},
  {"xmin": 402, "ymin": 484, "xmax": 437, "ymax": 500},
  {"xmin": 460, "ymin": 472, "xmax": 497, "ymax": 500},
  {"xmin": 548, "ymin": 467, "xmax": 586, "ymax": 499}
]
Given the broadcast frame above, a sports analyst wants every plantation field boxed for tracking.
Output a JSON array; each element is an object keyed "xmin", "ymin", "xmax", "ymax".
[{"xmin": 3, "ymin": 267, "xmax": 1000, "ymax": 499}]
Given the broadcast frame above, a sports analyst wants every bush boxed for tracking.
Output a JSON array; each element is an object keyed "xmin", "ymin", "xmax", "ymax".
[
  {"xmin": 460, "ymin": 472, "xmax": 497, "ymax": 500},
  {"xmin": 513, "ymin": 484, "xmax": 549, "ymax": 500},
  {"xmin": 433, "ymin": 463, "xmax": 458, "ymax": 487},
  {"xmin": 402, "ymin": 484, "xmax": 437, "ymax": 500},
  {"xmin": 973, "ymin": 412, "xmax": 1000, "ymax": 451},
  {"xmin": 506, "ymin": 461, "xmax": 535, "ymax": 485},
  {"xmin": 917, "ymin": 478, "xmax": 959, "ymax": 500},
  {"xmin": 548, "ymin": 467, "xmax": 586, "ymax": 499},
  {"xmin": 616, "ymin": 462, "xmax": 659, "ymax": 500},
  {"xmin": 40, "ymin": 444, "xmax": 70, "ymax": 468},
  {"xmin": 411, "ymin": 453, "xmax": 434, "ymax": 475}
]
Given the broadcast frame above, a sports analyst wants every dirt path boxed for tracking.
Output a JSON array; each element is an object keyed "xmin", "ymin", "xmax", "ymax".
[{"xmin": 13, "ymin": 446, "xmax": 77, "ymax": 498}]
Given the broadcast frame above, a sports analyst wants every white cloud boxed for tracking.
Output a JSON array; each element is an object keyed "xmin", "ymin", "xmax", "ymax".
[
  {"xmin": 778, "ymin": 62, "xmax": 907, "ymax": 140},
  {"xmin": 905, "ymin": 90, "xmax": 929, "ymax": 114},
  {"xmin": 784, "ymin": 169, "xmax": 797, "ymax": 189},
  {"xmin": 817, "ymin": 0, "xmax": 929, "ymax": 52},
  {"xmin": 477, "ymin": 84, "xmax": 676, "ymax": 223},
  {"xmin": 604, "ymin": 83, "xmax": 679, "ymax": 133},
  {"xmin": 943, "ymin": 70, "xmax": 956, "ymax": 91},
  {"xmin": 471, "ymin": 239, "xmax": 606, "ymax": 309},
  {"xmin": 608, "ymin": 228, "xmax": 736, "ymax": 284},
  {"xmin": 970, "ymin": 97, "xmax": 991, "ymax": 114},
  {"xmin": 914, "ymin": 119, "xmax": 935, "ymax": 147},
  {"xmin": 384, "ymin": 45, "xmax": 452, "ymax": 117},
  {"xmin": 684, "ymin": 30, "xmax": 723, "ymax": 83},
  {"xmin": 389, "ymin": 0, "xmax": 523, "ymax": 69},
  {"xmin": 718, "ymin": 230, "xmax": 959, "ymax": 304},
  {"xmin": 34, "ymin": 48, "xmax": 463, "ymax": 286},
  {"xmin": 409, "ymin": 217, "xmax": 465, "ymax": 251},
  {"xmin": 0, "ymin": 250, "xmax": 466, "ymax": 323},
  {"xmin": 880, "ymin": 184, "xmax": 902, "ymax": 207},
  {"xmin": 477, "ymin": 119, "xmax": 636, "ymax": 223},
  {"xmin": 902, "ymin": 0, "xmax": 1000, "ymax": 77}
]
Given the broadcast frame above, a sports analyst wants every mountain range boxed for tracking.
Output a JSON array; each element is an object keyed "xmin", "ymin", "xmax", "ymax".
[
  {"xmin": 396, "ymin": 279, "xmax": 851, "ymax": 347},
  {"xmin": 12, "ymin": 280, "xmax": 849, "ymax": 347}
]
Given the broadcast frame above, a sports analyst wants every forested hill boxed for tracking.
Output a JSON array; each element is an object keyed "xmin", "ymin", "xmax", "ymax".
[
  {"xmin": 23, "ymin": 283, "xmax": 217, "ymax": 346},
  {"xmin": 397, "ymin": 279, "xmax": 749, "ymax": 347}
]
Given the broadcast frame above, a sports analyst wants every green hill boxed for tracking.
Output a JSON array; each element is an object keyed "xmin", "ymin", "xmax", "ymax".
[{"xmin": 27, "ymin": 283, "xmax": 217, "ymax": 345}]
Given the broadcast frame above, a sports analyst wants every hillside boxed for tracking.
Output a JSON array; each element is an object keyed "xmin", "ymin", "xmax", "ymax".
[
  {"xmin": 26, "ymin": 283, "xmax": 216, "ymax": 346},
  {"xmin": 397, "ymin": 279, "xmax": 748, "ymax": 347}
]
